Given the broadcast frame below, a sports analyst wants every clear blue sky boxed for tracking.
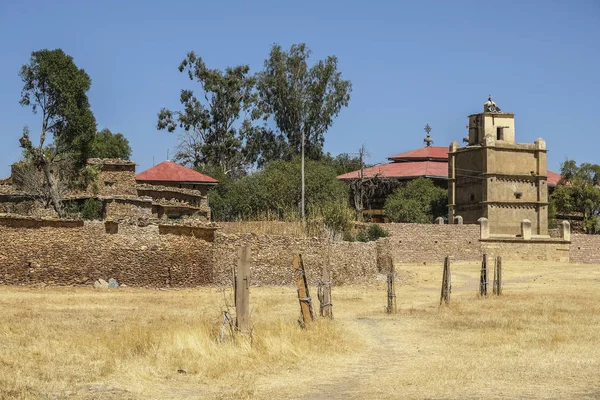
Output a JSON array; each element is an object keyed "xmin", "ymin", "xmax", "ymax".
[{"xmin": 1, "ymin": 0, "xmax": 599, "ymax": 178}]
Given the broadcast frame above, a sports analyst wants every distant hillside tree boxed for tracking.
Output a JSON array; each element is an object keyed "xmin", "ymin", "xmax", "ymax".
[
  {"xmin": 18, "ymin": 49, "xmax": 97, "ymax": 218},
  {"xmin": 89, "ymin": 128, "xmax": 131, "ymax": 159},
  {"xmin": 384, "ymin": 178, "xmax": 447, "ymax": 223}
]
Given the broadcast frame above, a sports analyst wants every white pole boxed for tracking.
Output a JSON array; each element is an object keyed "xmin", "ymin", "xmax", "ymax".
[{"xmin": 301, "ymin": 130, "xmax": 305, "ymax": 222}]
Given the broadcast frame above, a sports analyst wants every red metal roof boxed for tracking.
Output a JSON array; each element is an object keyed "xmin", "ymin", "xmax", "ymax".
[
  {"xmin": 338, "ymin": 160, "xmax": 562, "ymax": 186},
  {"xmin": 136, "ymin": 161, "xmax": 218, "ymax": 184},
  {"xmin": 547, "ymin": 171, "xmax": 561, "ymax": 186},
  {"xmin": 387, "ymin": 146, "xmax": 448, "ymax": 161},
  {"xmin": 338, "ymin": 161, "xmax": 448, "ymax": 180}
]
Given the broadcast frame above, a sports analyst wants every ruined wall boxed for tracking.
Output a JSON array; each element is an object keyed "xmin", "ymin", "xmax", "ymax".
[
  {"xmin": 88, "ymin": 160, "xmax": 137, "ymax": 197},
  {"xmin": 0, "ymin": 220, "xmax": 213, "ymax": 286},
  {"xmin": 570, "ymin": 234, "xmax": 600, "ymax": 264},
  {"xmin": 0, "ymin": 217, "xmax": 378, "ymax": 286},
  {"xmin": 104, "ymin": 198, "xmax": 153, "ymax": 220}
]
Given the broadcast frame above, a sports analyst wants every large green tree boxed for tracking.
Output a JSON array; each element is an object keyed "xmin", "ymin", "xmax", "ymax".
[
  {"xmin": 157, "ymin": 52, "xmax": 256, "ymax": 176},
  {"xmin": 209, "ymin": 158, "xmax": 349, "ymax": 221},
  {"xmin": 551, "ymin": 160, "xmax": 600, "ymax": 233},
  {"xmin": 89, "ymin": 128, "xmax": 131, "ymax": 159},
  {"xmin": 253, "ymin": 43, "xmax": 352, "ymax": 163},
  {"xmin": 384, "ymin": 178, "xmax": 447, "ymax": 223},
  {"xmin": 18, "ymin": 49, "xmax": 97, "ymax": 217}
]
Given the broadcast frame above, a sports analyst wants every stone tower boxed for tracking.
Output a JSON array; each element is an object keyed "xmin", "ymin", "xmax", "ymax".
[{"xmin": 448, "ymin": 97, "xmax": 549, "ymax": 236}]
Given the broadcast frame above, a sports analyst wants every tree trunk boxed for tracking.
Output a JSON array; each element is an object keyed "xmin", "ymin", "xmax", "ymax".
[{"xmin": 42, "ymin": 162, "xmax": 64, "ymax": 218}]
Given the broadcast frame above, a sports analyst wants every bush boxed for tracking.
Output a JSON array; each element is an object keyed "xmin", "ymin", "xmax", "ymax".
[
  {"xmin": 384, "ymin": 178, "xmax": 447, "ymax": 223},
  {"xmin": 356, "ymin": 224, "xmax": 389, "ymax": 242},
  {"xmin": 209, "ymin": 158, "xmax": 350, "ymax": 222},
  {"xmin": 81, "ymin": 198, "xmax": 102, "ymax": 220}
]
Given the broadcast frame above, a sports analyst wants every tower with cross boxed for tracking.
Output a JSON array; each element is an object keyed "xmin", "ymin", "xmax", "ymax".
[{"xmin": 448, "ymin": 97, "xmax": 549, "ymax": 237}]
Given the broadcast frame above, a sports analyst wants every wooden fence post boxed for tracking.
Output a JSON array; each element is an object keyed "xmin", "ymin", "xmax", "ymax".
[
  {"xmin": 386, "ymin": 256, "xmax": 397, "ymax": 314},
  {"xmin": 440, "ymin": 256, "xmax": 451, "ymax": 305},
  {"xmin": 479, "ymin": 254, "xmax": 488, "ymax": 297},
  {"xmin": 293, "ymin": 254, "xmax": 314, "ymax": 326},
  {"xmin": 318, "ymin": 266, "xmax": 333, "ymax": 319},
  {"xmin": 493, "ymin": 255, "xmax": 503, "ymax": 296},
  {"xmin": 235, "ymin": 246, "xmax": 251, "ymax": 334}
]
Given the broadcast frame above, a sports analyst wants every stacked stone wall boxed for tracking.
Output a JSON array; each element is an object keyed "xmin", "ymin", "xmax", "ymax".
[
  {"xmin": 382, "ymin": 223, "xmax": 481, "ymax": 263},
  {"xmin": 104, "ymin": 198, "xmax": 153, "ymax": 220},
  {"xmin": 212, "ymin": 233, "xmax": 377, "ymax": 286},
  {"xmin": 570, "ymin": 234, "xmax": 600, "ymax": 264},
  {"xmin": 0, "ymin": 217, "xmax": 378, "ymax": 287}
]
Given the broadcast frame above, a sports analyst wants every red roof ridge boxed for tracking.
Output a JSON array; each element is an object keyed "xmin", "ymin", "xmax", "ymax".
[
  {"xmin": 387, "ymin": 146, "xmax": 448, "ymax": 162},
  {"xmin": 136, "ymin": 161, "xmax": 218, "ymax": 183}
]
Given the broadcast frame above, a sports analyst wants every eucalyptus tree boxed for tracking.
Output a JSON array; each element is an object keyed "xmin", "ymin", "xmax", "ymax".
[
  {"xmin": 256, "ymin": 43, "xmax": 352, "ymax": 219},
  {"xmin": 157, "ymin": 52, "xmax": 256, "ymax": 176},
  {"xmin": 18, "ymin": 49, "xmax": 97, "ymax": 217}
]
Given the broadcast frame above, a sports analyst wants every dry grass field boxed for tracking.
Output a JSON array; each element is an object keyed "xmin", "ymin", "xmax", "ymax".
[{"xmin": 1, "ymin": 261, "xmax": 600, "ymax": 399}]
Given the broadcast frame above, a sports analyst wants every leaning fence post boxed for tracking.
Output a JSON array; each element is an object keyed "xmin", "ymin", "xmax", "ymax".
[
  {"xmin": 386, "ymin": 256, "xmax": 397, "ymax": 314},
  {"xmin": 493, "ymin": 255, "xmax": 503, "ymax": 296},
  {"xmin": 440, "ymin": 256, "xmax": 451, "ymax": 305},
  {"xmin": 235, "ymin": 246, "xmax": 251, "ymax": 334},
  {"xmin": 479, "ymin": 254, "xmax": 488, "ymax": 297},
  {"xmin": 293, "ymin": 254, "xmax": 314, "ymax": 327}
]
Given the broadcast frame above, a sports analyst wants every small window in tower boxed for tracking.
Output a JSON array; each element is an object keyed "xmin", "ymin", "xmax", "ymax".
[
  {"xmin": 470, "ymin": 194, "xmax": 475, "ymax": 201},
  {"xmin": 515, "ymin": 192, "xmax": 522, "ymax": 199},
  {"xmin": 497, "ymin": 127, "xmax": 504, "ymax": 140}
]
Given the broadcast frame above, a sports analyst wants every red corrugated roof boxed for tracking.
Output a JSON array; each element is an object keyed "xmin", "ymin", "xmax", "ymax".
[
  {"xmin": 136, "ymin": 161, "xmax": 218, "ymax": 183},
  {"xmin": 387, "ymin": 146, "xmax": 448, "ymax": 161},
  {"xmin": 547, "ymin": 171, "xmax": 561, "ymax": 186},
  {"xmin": 338, "ymin": 161, "xmax": 448, "ymax": 180},
  {"xmin": 338, "ymin": 160, "xmax": 562, "ymax": 185}
]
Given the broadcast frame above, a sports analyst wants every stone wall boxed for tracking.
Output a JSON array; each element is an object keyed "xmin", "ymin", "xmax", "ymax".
[
  {"xmin": 382, "ymin": 223, "xmax": 481, "ymax": 263},
  {"xmin": 0, "ymin": 220, "xmax": 213, "ymax": 286},
  {"xmin": 382, "ymin": 222, "xmax": 576, "ymax": 263},
  {"xmin": 481, "ymin": 238, "xmax": 570, "ymax": 262},
  {"xmin": 87, "ymin": 159, "xmax": 137, "ymax": 197},
  {"xmin": 0, "ymin": 217, "xmax": 378, "ymax": 287},
  {"xmin": 104, "ymin": 198, "xmax": 153, "ymax": 220},
  {"xmin": 212, "ymin": 233, "xmax": 377, "ymax": 286},
  {"xmin": 570, "ymin": 234, "xmax": 600, "ymax": 264}
]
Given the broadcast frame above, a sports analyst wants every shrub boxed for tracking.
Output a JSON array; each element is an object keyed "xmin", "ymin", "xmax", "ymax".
[
  {"xmin": 384, "ymin": 178, "xmax": 447, "ymax": 223},
  {"xmin": 356, "ymin": 224, "xmax": 389, "ymax": 242},
  {"xmin": 81, "ymin": 198, "xmax": 102, "ymax": 220}
]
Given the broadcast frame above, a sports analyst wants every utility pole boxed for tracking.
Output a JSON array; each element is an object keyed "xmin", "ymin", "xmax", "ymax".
[{"xmin": 301, "ymin": 130, "xmax": 305, "ymax": 222}]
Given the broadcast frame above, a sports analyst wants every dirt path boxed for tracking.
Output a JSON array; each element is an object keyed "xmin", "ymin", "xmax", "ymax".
[{"xmin": 299, "ymin": 317, "xmax": 407, "ymax": 400}]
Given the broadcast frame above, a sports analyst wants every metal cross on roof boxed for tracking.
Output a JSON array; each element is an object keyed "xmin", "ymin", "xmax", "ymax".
[{"xmin": 423, "ymin": 124, "xmax": 433, "ymax": 147}]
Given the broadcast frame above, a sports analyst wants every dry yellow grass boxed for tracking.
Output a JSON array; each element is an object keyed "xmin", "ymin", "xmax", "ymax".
[{"xmin": 1, "ymin": 261, "xmax": 600, "ymax": 399}]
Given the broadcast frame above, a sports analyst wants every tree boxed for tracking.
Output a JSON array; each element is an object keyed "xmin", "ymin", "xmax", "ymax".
[
  {"xmin": 255, "ymin": 43, "xmax": 352, "ymax": 162},
  {"xmin": 255, "ymin": 43, "xmax": 352, "ymax": 220},
  {"xmin": 89, "ymin": 128, "xmax": 131, "ymax": 159},
  {"xmin": 157, "ymin": 52, "xmax": 256, "ymax": 176},
  {"xmin": 209, "ymin": 158, "xmax": 349, "ymax": 221},
  {"xmin": 18, "ymin": 49, "xmax": 97, "ymax": 217},
  {"xmin": 384, "ymin": 178, "xmax": 447, "ymax": 223},
  {"xmin": 551, "ymin": 159, "xmax": 600, "ymax": 233}
]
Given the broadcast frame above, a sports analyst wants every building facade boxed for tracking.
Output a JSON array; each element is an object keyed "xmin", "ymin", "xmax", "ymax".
[{"xmin": 448, "ymin": 98, "xmax": 549, "ymax": 236}]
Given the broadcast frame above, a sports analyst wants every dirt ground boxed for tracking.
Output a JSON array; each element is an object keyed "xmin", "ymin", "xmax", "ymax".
[{"xmin": 1, "ymin": 261, "xmax": 600, "ymax": 399}]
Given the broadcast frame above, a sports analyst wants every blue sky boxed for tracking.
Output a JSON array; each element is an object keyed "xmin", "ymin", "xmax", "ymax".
[{"xmin": 1, "ymin": 0, "xmax": 599, "ymax": 178}]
